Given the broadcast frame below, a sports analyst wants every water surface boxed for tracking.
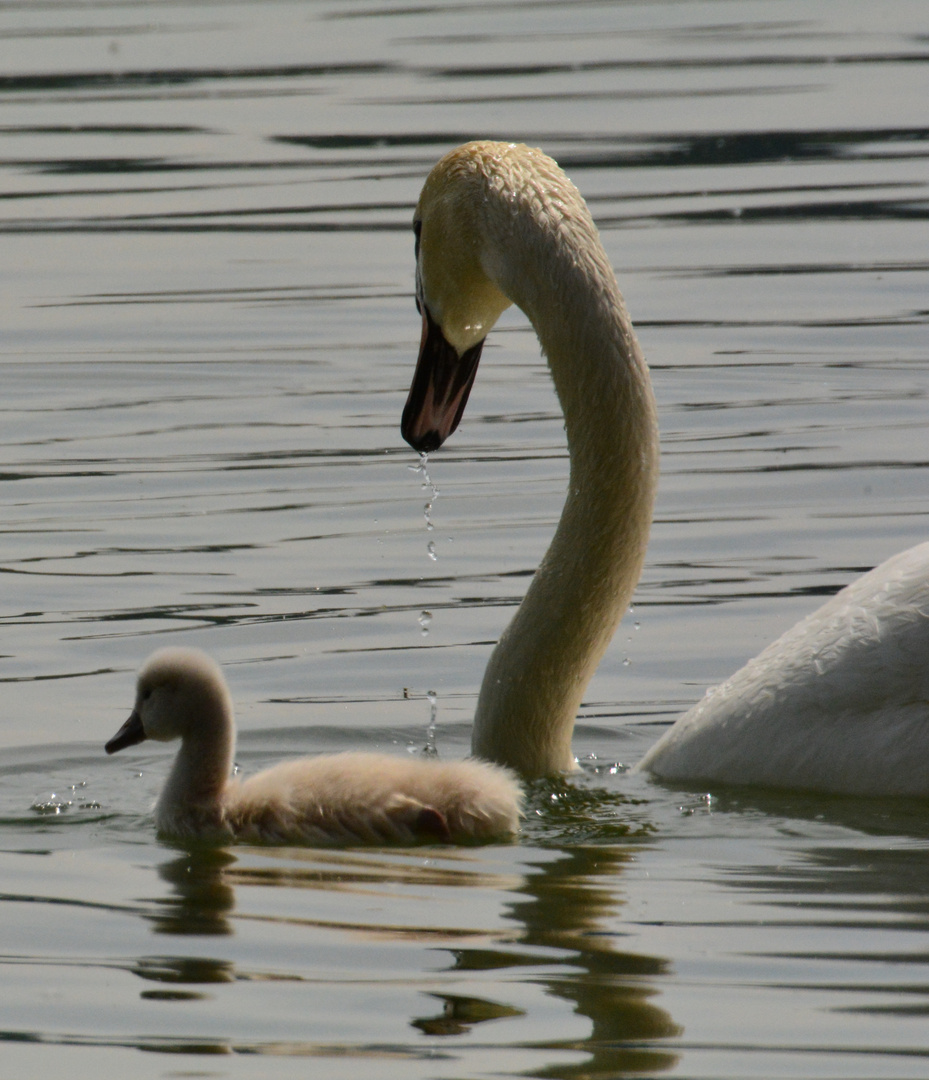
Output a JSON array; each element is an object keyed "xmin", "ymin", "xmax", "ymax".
[{"xmin": 1, "ymin": 1, "xmax": 928, "ymax": 1077}]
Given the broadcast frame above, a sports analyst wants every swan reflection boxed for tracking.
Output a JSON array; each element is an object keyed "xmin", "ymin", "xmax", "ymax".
[{"xmin": 146, "ymin": 836, "xmax": 679, "ymax": 1074}]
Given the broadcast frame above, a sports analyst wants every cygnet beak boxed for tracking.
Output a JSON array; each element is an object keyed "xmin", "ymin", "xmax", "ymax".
[{"xmin": 105, "ymin": 709, "xmax": 147, "ymax": 755}]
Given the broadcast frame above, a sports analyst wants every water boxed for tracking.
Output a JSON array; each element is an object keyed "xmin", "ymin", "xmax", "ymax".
[{"xmin": 2, "ymin": 1, "xmax": 928, "ymax": 1076}]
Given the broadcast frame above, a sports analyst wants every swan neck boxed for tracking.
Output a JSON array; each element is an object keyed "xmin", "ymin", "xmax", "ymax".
[
  {"xmin": 472, "ymin": 221, "xmax": 659, "ymax": 778},
  {"xmin": 157, "ymin": 698, "xmax": 235, "ymax": 824}
]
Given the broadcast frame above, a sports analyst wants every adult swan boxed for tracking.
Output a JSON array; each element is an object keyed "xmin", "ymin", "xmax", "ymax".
[{"xmin": 402, "ymin": 141, "xmax": 929, "ymax": 797}]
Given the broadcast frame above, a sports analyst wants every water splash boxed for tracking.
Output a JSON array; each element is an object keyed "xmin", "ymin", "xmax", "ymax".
[
  {"xmin": 577, "ymin": 753, "xmax": 628, "ymax": 777},
  {"xmin": 30, "ymin": 780, "xmax": 98, "ymax": 815},
  {"xmin": 31, "ymin": 793, "xmax": 72, "ymax": 815}
]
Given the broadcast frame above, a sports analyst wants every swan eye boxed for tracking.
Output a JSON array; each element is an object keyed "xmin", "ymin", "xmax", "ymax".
[
  {"xmin": 413, "ymin": 220, "xmax": 423, "ymax": 314},
  {"xmin": 141, "ymin": 688, "xmax": 152, "ymax": 701}
]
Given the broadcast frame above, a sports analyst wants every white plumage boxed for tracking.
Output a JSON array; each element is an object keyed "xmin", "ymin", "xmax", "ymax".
[{"xmin": 636, "ymin": 542, "xmax": 929, "ymax": 795}]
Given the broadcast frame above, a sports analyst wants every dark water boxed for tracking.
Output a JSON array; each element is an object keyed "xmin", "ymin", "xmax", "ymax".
[{"xmin": 1, "ymin": 1, "xmax": 928, "ymax": 1077}]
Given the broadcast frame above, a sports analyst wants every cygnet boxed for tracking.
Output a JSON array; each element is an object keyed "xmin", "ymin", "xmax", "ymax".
[{"xmin": 105, "ymin": 647, "xmax": 522, "ymax": 845}]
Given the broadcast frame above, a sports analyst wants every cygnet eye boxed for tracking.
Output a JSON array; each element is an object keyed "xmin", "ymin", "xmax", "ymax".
[{"xmin": 141, "ymin": 688, "xmax": 152, "ymax": 701}]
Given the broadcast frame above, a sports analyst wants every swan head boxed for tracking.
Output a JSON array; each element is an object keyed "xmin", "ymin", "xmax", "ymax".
[
  {"xmin": 105, "ymin": 647, "xmax": 232, "ymax": 754},
  {"xmin": 402, "ymin": 142, "xmax": 516, "ymax": 453}
]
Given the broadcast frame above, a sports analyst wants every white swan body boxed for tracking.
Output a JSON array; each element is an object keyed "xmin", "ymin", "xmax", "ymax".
[
  {"xmin": 637, "ymin": 542, "xmax": 929, "ymax": 796},
  {"xmin": 402, "ymin": 141, "xmax": 660, "ymax": 778},
  {"xmin": 106, "ymin": 648, "xmax": 522, "ymax": 845}
]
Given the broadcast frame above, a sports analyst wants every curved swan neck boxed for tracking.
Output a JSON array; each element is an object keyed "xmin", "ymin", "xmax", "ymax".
[
  {"xmin": 158, "ymin": 691, "xmax": 235, "ymax": 819},
  {"xmin": 466, "ymin": 146, "xmax": 659, "ymax": 777}
]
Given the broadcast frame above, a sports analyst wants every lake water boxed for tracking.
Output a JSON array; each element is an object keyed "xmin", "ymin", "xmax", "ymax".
[{"xmin": 2, "ymin": 1, "xmax": 928, "ymax": 1076}]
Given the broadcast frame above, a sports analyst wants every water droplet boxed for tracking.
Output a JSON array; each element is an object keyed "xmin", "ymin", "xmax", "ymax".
[
  {"xmin": 413, "ymin": 453, "xmax": 440, "ymax": 547},
  {"xmin": 423, "ymin": 689, "xmax": 438, "ymax": 756},
  {"xmin": 418, "ymin": 610, "xmax": 432, "ymax": 636},
  {"xmin": 409, "ymin": 450, "xmax": 430, "ymax": 476},
  {"xmin": 426, "ymin": 540, "xmax": 437, "ymax": 561}
]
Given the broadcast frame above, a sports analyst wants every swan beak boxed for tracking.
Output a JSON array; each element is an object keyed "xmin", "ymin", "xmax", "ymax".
[
  {"xmin": 105, "ymin": 709, "xmax": 147, "ymax": 755},
  {"xmin": 401, "ymin": 305, "xmax": 485, "ymax": 453}
]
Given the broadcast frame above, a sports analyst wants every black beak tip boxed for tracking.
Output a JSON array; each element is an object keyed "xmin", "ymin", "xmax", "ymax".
[
  {"xmin": 402, "ymin": 426, "xmax": 444, "ymax": 455},
  {"xmin": 105, "ymin": 710, "xmax": 146, "ymax": 755}
]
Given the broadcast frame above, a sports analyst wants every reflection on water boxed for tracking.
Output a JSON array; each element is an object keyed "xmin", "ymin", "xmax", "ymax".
[
  {"xmin": 143, "ymin": 838, "xmax": 679, "ymax": 1072},
  {"xmin": 1, "ymin": 0, "xmax": 928, "ymax": 1076},
  {"xmin": 152, "ymin": 848, "xmax": 237, "ymax": 937},
  {"xmin": 128, "ymin": 799, "xmax": 929, "ymax": 1074},
  {"xmin": 508, "ymin": 844, "xmax": 680, "ymax": 1077}
]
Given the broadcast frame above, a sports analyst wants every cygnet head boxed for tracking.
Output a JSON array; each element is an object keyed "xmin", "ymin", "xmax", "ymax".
[{"xmin": 105, "ymin": 647, "xmax": 233, "ymax": 754}]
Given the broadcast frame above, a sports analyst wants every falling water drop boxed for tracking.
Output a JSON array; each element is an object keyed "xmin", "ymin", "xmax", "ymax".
[
  {"xmin": 423, "ymin": 689, "xmax": 438, "ymax": 756},
  {"xmin": 419, "ymin": 610, "xmax": 433, "ymax": 636},
  {"xmin": 411, "ymin": 452, "xmax": 441, "ymax": 559}
]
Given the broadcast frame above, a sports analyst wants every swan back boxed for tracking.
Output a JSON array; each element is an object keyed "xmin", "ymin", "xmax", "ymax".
[
  {"xmin": 637, "ymin": 542, "xmax": 929, "ymax": 795},
  {"xmin": 227, "ymin": 752, "xmax": 521, "ymax": 846}
]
